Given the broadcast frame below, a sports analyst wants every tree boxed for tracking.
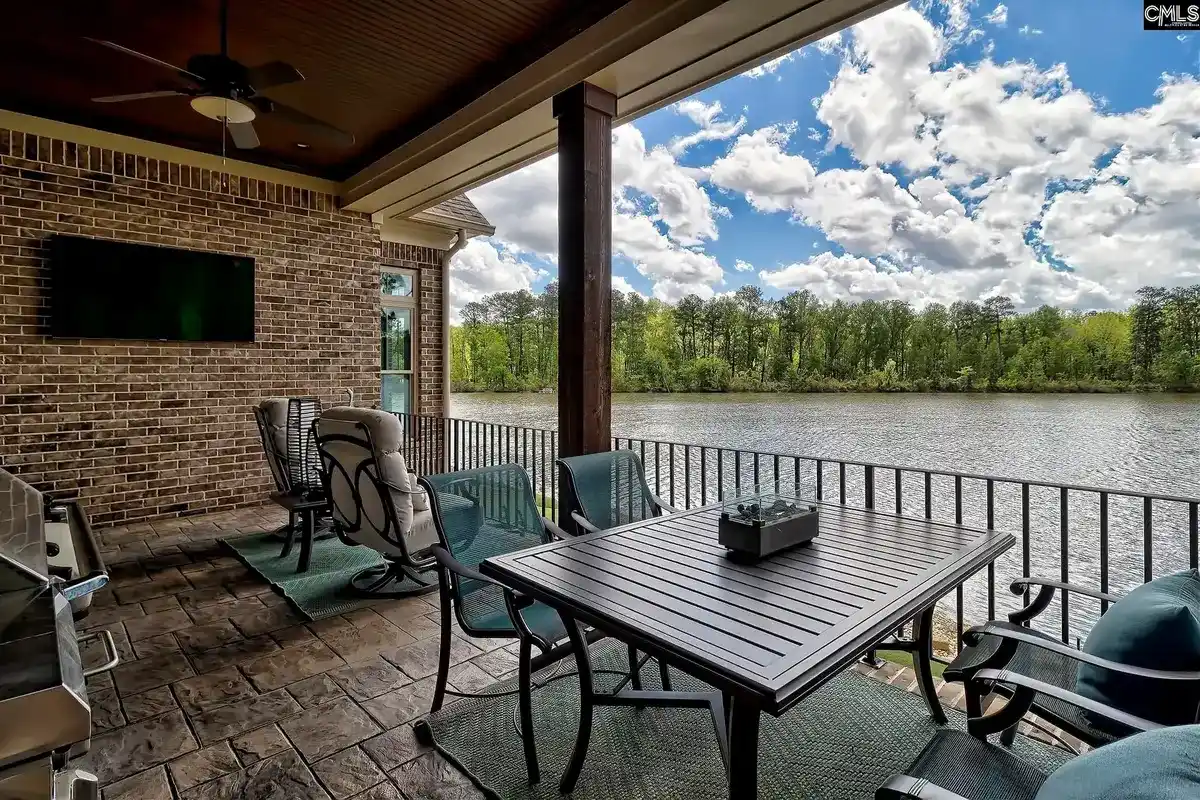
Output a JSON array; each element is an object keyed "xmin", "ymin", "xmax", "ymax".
[{"xmin": 1130, "ymin": 286, "xmax": 1167, "ymax": 382}]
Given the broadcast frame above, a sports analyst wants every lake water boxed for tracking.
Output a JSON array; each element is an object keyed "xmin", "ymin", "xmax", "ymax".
[{"xmin": 450, "ymin": 392, "xmax": 1200, "ymax": 638}]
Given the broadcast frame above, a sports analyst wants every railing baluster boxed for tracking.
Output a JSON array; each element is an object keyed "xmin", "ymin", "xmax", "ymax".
[
  {"xmin": 655, "ymin": 441, "xmax": 662, "ymax": 496},
  {"xmin": 895, "ymin": 469, "xmax": 902, "ymax": 514},
  {"xmin": 1021, "ymin": 483, "xmax": 1031, "ymax": 606},
  {"xmin": 924, "ymin": 472, "xmax": 932, "ymax": 520},
  {"xmin": 669, "ymin": 443, "xmax": 676, "ymax": 507},
  {"xmin": 865, "ymin": 465, "xmax": 874, "ymax": 510},
  {"xmin": 1143, "ymin": 496, "xmax": 1153, "ymax": 583},
  {"xmin": 1099, "ymin": 491, "xmax": 1109, "ymax": 615},
  {"xmin": 1191, "ymin": 502, "xmax": 1199, "ymax": 571},
  {"xmin": 816, "ymin": 459, "xmax": 823, "ymax": 500},
  {"xmin": 986, "ymin": 478, "xmax": 995, "ymax": 620},
  {"xmin": 540, "ymin": 430, "xmax": 547, "ymax": 511},
  {"xmin": 753, "ymin": 454, "xmax": 760, "ymax": 491},
  {"xmin": 700, "ymin": 447, "xmax": 708, "ymax": 505},
  {"xmin": 735, "ymin": 450, "xmax": 742, "ymax": 496},
  {"xmin": 1060, "ymin": 487, "xmax": 1069, "ymax": 643},
  {"xmin": 684, "ymin": 445, "xmax": 692, "ymax": 509},
  {"xmin": 793, "ymin": 458, "xmax": 800, "ymax": 500},
  {"xmin": 773, "ymin": 455, "xmax": 781, "ymax": 495},
  {"xmin": 717, "ymin": 449, "xmax": 724, "ymax": 501},
  {"xmin": 550, "ymin": 431, "xmax": 557, "ymax": 520},
  {"xmin": 955, "ymin": 475, "xmax": 964, "ymax": 648},
  {"xmin": 839, "ymin": 462, "xmax": 846, "ymax": 505}
]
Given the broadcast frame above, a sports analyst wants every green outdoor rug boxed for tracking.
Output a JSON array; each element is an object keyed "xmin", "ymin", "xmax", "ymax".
[
  {"xmin": 426, "ymin": 640, "xmax": 1073, "ymax": 800},
  {"xmin": 222, "ymin": 531, "xmax": 385, "ymax": 620}
]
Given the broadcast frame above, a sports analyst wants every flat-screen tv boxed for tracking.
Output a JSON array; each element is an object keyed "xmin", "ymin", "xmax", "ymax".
[{"xmin": 49, "ymin": 235, "xmax": 255, "ymax": 342}]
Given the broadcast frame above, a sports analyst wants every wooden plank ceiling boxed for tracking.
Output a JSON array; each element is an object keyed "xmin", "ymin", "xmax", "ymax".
[{"xmin": 0, "ymin": 0, "xmax": 629, "ymax": 178}]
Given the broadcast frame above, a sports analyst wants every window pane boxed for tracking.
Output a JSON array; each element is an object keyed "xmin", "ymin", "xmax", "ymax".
[
  {"xmin": 381, "ymin": 374, "xmax": 412, "ymax": 415},
  {"xmin": 381, "ymin": 308, "xmax": 412, "ymax": 371},
  {"xmin": 381, "ymin": 271, "xmax": 414, "ymax": 297}
]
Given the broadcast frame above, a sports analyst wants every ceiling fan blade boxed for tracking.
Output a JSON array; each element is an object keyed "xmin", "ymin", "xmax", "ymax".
[
  {"xmin": 85, "ymin": 37, "xmax": 205, "ymax": 83},
  {"xmin": 92, "ymin": 90, "xmax": 187, "ymax": 104},
  {"xmin": 259, "ymin": 100, "xmax": 355, "ymax": 146},
  {"xmin": 246, "ymin": 61, "xmax": 303, "ymax": 91},
  {"xmin": 227, "ymin": 121, "xmax": 260, "ymax": 149}
]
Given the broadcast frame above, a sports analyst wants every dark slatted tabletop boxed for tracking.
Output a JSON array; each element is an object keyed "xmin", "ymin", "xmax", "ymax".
[{"xmin": 482, "ymin": 502, "xmax": 1013, "ymax": 714}]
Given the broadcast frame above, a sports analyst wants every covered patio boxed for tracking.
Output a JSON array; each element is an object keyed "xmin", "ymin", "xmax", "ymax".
[{"xmin": 4, "ymin": 1, "xmax": 1195, "ymax": 799}]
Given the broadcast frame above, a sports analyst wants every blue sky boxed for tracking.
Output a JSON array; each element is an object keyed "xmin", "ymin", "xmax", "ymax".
[{"xmin": 455, "ymin": 1, "xmax": 1200, "ymax": 318}]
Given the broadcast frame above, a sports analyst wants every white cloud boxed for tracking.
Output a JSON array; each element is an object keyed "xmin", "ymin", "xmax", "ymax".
[
  {"xmin": 612, "ymin": 212, "xmax": 724, "ymax": 302},
  {"xmin": 470, "ymin": 1, "xmax": 1200, "ymax": 314},
  {"xmin": 448, "ymin": 239, "xmax": 540, "ymax": 323},
  {"xmin": 468, "ymin": 157, "xmax": 558, "ymax": 259},
  {"xmin": 468, "ymin": 119, "xmax": 727, "ymax": 301},
  {"xmin": 742, "ymin": 51, "xmax": 797, "ymax": 78},
  {"xmin": 734, "ymin": 259, "xmax": 754, "ymax": 273},
  {"xmin": 760, "ymin": 252, "xmax": 959, "ymax": 306},
  {"xmin": 669, "ymin": 100, "xmax": 747, "ymax": 156},
  {"xmin": 612, "ymin": 275, "xmax": 646, "ymax": 297},
  {"xmin": 612, "ymin": 125, "xmax": 721, "ymax": 246}
]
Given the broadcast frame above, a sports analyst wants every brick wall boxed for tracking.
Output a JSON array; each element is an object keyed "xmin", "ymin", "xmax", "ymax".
[
  {"xmin": 381, "ymin": 241, "xmax": 445, "ymax": 416},
  {"xmin": 0, "ymin": 127, "xmax": 446, "ymax": 526}
]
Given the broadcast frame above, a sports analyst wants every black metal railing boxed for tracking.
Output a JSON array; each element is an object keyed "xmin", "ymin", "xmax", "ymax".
[{"xmin": 396, "ymin": 411, "xmax": 1200, "ymax": 655}]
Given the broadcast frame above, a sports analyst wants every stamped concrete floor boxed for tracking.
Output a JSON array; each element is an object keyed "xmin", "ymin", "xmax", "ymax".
[
  {"xmin": 79, "ymin": 505, "xmax": 1074, "ymax": 800},
  {"xmin": 81, "ymin": 504, "xmax": 492, "ymax": 800}
]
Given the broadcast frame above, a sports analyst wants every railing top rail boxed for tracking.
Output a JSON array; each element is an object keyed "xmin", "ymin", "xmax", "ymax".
[{"xmin": 396, "ymin": 411, "xmax": 1200, "ymax": 506}]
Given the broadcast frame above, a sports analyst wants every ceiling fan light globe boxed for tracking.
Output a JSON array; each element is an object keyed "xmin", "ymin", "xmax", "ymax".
[{"xmin": 190, "ymin": 96, "xmax": 256, "ymax": 123}]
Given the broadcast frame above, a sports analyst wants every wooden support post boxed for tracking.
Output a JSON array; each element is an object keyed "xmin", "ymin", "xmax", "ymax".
[{"xmin": 554, "ymin": 82, "xmax": 616, "ymax": 460}]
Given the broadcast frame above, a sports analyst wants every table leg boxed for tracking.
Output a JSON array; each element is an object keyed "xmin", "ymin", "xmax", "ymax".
[
  {"xmin": 558, "ymin": 614, "xmax": 595, "ymax": 795},
  {"xmin": 727, "ymin": 695, "xmax": 760, "ymax": 800},
  {"xmin": 913, "ymin": 605, "xmax": 948, "ymax": 724},
  {"xmin": 297, "ymin": 509, "xmax": 315, "ymax": 573}
]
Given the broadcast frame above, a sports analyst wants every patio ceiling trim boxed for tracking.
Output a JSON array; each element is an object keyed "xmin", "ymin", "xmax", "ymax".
[
  {"xmin": 0, "ymin": 110, "xmax": 340, "ymax": 194},
  {"xmin": 348, "ymin": 0, "xmax": 900, "ymax": 221}
]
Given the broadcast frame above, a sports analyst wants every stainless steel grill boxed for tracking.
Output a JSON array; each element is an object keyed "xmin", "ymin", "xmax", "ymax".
[{"xmin": 0, "ymin": 470, "xmax": 111, "ymax": 800}]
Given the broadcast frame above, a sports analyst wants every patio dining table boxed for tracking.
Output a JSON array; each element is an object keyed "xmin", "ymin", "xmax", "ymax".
[{"xmin": 480, "ymin": 499, "xmax": 1014, "ymax": 799}]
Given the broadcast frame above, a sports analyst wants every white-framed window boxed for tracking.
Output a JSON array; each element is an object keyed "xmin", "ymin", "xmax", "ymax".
[{"xmin": 380, "ymin": 266, "xmax": 417, "ymax": 415}]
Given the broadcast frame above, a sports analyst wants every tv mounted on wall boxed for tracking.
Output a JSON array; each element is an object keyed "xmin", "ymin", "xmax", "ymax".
[{"xmin": 49, "ymin": 234, "xmax": 256, "ymax": 342}]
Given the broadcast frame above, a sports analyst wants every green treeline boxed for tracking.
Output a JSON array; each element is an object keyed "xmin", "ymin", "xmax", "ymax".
[{"xmin": 451, "ymin": 284, "xmax": 1200, "ymax": 393}]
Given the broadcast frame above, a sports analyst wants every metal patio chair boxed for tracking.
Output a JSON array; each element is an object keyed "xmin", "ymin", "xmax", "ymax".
[
  {"xmin": 944, "ymin": 577, "xmax": 1200, "ymax": 750},
  {"xmin": 414, "ymin": 463, "xmax": 647, "ymax": 784},
  {"xmin": 558, "ymin": 449, "xmax": 677, "ymax": 692},
  {"xmin": 878, "ymin": 665, "xmax": 1164, "ymax": 800},
  {"xmin": 311, "ymin": 407, "xmax": 438, "ymax": 596}
]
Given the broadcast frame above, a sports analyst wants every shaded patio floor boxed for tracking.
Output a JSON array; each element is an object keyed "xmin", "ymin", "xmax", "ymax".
[{"xmin": 79, "ymin": 505, "xmax": 1074, "ymax": 799}]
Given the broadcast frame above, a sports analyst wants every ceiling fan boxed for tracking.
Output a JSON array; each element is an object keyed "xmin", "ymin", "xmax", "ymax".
[{"xmin": 87, "ymin": 0, "xmax": 353, "ymax": 150}]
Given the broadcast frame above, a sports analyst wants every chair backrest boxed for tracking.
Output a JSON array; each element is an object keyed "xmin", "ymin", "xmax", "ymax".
[
  {"xmin": 253, "ymin": 399, "xmax": 291, "ymax": 493},
  {"xmin": 419, "ymin": 464, "xmax": 548, "ymax": 633},
  {"xmin": 559, "ymin": 449, "xmax": 660, "ymax": 531},
  {"xmin": 314, "ymin": 406, "xmax": 418, "ymax": 556}
]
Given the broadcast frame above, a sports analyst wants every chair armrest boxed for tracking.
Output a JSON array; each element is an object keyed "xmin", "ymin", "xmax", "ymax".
[
  {"xmin": 965, "ymin": 621, "xmax": 1200, "ymax": 681},
  {"xmin": 544, "ymin": 516, "xmax": 575, "ymax": 540},
  {"xmin": 877, "ymin": 775, "xmax": 971, "ymax": 800},
  {"xmin": 1010, "ymin": 577, "xmax": 1122, "ymax": 605},
  {"xmin": 973, "ymin": 667, "xmax": 1163, "ymax": 734},
  {"xmin": 650, "ymin": 493, "xmax": 680, "ymax": 514},
  {"xmin": 569, "ymin": 511, "xmax": 600, "ymax": 534},
  {"xmin": 1007, "ymin": 578, "xmax": 1122, "ymax": 625},
  {"xmin": 430, "ymin": 545, "xmax": 501, "ymax": 587}
]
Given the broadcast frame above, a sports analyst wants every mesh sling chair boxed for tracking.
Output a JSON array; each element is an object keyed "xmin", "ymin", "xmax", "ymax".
[
  {"xmin": 877, "ymin": 662, "xmax": 1165, "ymax": 800},
  {"xmin": 414, "ymin": 464, "xmax": 647, "ymax": 784},
  {"xmin": 558, "ymin": 449, "xmax": 678, "ymax": 691},
  {"xmin": 312, "ymin": 407, "xmax": 438, "ymax": 596},
  {"xmin": 943, "ymin": 578, "xmax": 1200, "ymax": 751}
]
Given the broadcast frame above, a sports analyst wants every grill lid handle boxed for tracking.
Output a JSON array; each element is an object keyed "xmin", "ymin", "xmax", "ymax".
[{"xmin": 59, "ymin": 570, "xmax": 109, "ymax": 602}]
